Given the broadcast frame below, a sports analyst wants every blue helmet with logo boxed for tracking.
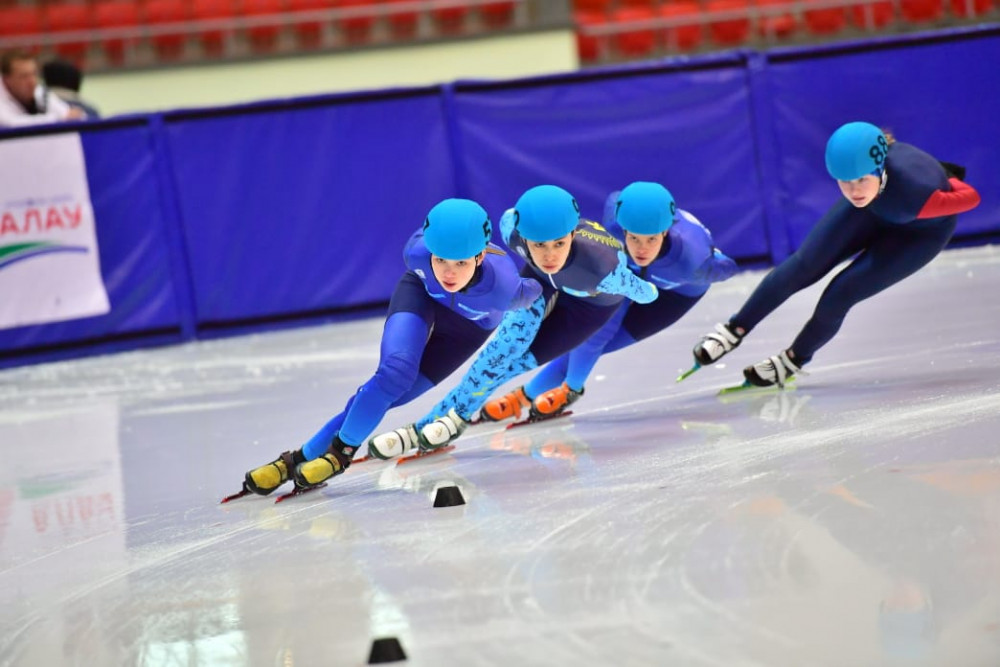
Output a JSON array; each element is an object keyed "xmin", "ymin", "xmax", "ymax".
[
  {"xmin": 422, "ymin": 198, "xmax": 491, "ymax": 260},
  {"xmin": 513, "ymin": 185, "xmax": 580, "ymax": 242},
  {"xmin": 825, "ymin": 121, "xmax": 889, "ymax": 181},
  {"xmin": 615, "ymin": 181, "xmax": 676, "ymax": 235}
]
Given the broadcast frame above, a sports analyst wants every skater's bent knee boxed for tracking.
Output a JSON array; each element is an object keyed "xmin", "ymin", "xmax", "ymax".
[{"xmin": 373, "ymin": 353, "xmax": 421, "ymax": 397}]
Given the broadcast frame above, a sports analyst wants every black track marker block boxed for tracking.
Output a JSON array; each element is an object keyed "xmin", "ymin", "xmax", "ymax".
[
  {"xmin": 368, "ymin": 636, "xmax": 407, "ymax": 663},
  {"xmin": 433, "ymin": 485, "xmax": 466, "ymax": 507}
]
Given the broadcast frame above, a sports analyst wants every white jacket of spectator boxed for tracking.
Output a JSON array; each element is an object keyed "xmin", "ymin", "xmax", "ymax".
[{"xmin": 0, "ymin": 82, "xmax": 73, "ymax": 128}]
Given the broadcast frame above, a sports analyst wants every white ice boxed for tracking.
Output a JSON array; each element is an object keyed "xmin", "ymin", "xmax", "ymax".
[{"xmin": 1, "ymin": 246, "xmax": 999, "ymax": 666}]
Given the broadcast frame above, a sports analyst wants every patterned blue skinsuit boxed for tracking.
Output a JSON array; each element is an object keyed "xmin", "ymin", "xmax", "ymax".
[
  {"xmin": 418, "ymin": 209, "xmax": 659, "ymax": 425},
  {"xmin": 300, "ymin": 229, "xmax": 540, "ymax": 460},
  {"xmin": 730, "ymin": 141, "xmax": 969, "ymax": 366},
  {"xmin": 528, "ymin": 191, "xmax": 738, "ymax": 396}
]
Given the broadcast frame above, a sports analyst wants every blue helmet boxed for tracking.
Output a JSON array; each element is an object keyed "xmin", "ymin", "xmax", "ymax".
[
  {"xmin": 615, "ymin": 182, "xmax": 676, "ymax": 235},
  {"xmin": 513, "ymin": 185, "xmax": 580, "ymax": 242},
  {"xmin": 422, "ymin": 199, "xmax": 491, "ymax": 260},
  {"xmin": 825, "ymin": 121, "xmax": 889, "ymax": 181}
]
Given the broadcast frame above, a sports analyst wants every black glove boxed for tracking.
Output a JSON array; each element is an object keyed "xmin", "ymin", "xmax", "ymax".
[{"xmin": 939, "ymin": 161, "xmax": 966, "ymax": 181}]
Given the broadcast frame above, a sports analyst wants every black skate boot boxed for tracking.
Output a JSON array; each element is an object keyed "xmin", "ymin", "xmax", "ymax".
[
  {"xmin": 693, "ymin": 322, "xmax": 744, "ymax": 365},
  {"xmin": 743, "ymin": 349, "xmax": 804, "ymax": 388}
]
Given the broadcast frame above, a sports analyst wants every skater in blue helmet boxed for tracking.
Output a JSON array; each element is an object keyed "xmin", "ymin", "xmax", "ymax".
[
  {"xmin": 228, "ymin": 198, "xmax": 542, "ymax": 500},
  {"xmin": 692, "ymin": 121, "xmax": 980, "ymax": 388},
  {"xmin": 500, "ymin": 181, "xmax": 738, "ymax": 421},
  {"xmin": 366, "ymin": 184, "xmax": 659, "ymax": 454}
]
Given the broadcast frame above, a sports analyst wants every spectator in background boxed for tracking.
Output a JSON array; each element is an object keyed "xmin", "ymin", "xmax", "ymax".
[
  {"xmin": 42, "ymin": 58, "xmax": 101, "ymax": 120},
  {"xmin": 0, "ymin": 49, "xmax": 86, "ymax": 128}
]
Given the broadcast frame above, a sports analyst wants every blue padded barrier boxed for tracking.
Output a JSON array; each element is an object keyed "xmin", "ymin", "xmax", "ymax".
[{"xmin": 1, "ymin": 26, "xmax": 997, "ymax": 365}]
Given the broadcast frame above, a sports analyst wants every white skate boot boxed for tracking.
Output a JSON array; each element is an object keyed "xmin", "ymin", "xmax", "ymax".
[
  {"xmin": 693, "ymin": 322, "xmax": 743, "ymax": 365},
  {"xmin": 743, "ymin": 349, "xmax": 805, "ymax": 388}
]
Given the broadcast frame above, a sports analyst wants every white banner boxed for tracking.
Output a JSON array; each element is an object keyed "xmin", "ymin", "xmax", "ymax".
[{"xmin": 0, "ymin": 134, "xmax": 110, "ymax": 330}]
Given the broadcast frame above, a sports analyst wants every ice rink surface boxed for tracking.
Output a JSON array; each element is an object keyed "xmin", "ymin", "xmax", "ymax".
[{"xmin": 1, "ymin": 245, "xmax": 999, "ymax": 667}]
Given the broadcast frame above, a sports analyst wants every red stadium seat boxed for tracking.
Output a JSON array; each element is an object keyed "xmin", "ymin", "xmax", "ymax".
[
  {"xmin": 337, "ymin": 0, "xmax": 377, "ymax": 45},
  {"xmin": 901, "ymin": 0, "xmax": 943, "ymax": 21},
  {"xmin": 849, "ymin": 0, "xmax": 895, "ymax": 29},
  {"xmin": 93, "ymin": 0, "xmax": 141, "ymax": 65},
  {"xmin": 432, "ymin": 4, "xmax": 469, "ymax": 35},
  {"xmin": 610, "ymin": 6, "xmax": 656, "ymax": 58},
  {"xmin": 241, "ymin": 0, "xmax": 284, "ymax": 53},
  {"xmin": 191, "ymin": 0, "xmax": 235, "ymax": 56},
  {"xmin": 756, "ymin": 0, "xmax": 798, "ymax": 38},
  {"xmin": 384, "ymin": 0, "xmax": 420, "ymax": 40},
  {"xmin": 287, "ymin": 0, "xmax": 327, "ymax": 49},
  {"xmin": 949, "ymin": 0, "xmax": 992, "ymax": 16},
  {"xmin": 480, "ymin": 1, "xmax": 516, "ymax": 29},
  {"xmin": 659, "ymin": 1, "xmax": 702, "ymax": 52},
  {"xmin": 706, "ymin": 0, "xmax": 751, "ymax": 46},
  {"xmin": 144, "ymin": 0, "xmax": 189, "ymax": 60},
  {"xmin": 0, "ymin": 5, "xmax": 43, "ymax": 44},
  {"xmin": 43, "ymin": 3, "xmax": 93, "ymax": 63},
  {"xmin": 574, "ymin": 10, "xmax": 606, "ymax": 63},
  {"xmin": 803, "ymin": 0, "xmax": 847, "ymax": 34}
]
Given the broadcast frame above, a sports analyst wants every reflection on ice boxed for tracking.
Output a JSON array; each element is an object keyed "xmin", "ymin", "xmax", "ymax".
[{"xmin": 1, "ymin": 247, "xmax": 999, "ymax": 665}]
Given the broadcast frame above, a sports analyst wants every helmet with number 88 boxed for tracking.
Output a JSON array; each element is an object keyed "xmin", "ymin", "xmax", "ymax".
[{"xmin": 825, "ymin": 121, "xmax": 889, "ymax": 181}]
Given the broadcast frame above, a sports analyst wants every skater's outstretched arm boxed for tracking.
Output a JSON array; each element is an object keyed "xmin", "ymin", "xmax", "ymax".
[{"xmin": 596, "ymin": 252, "xmax": 658, "ymax": 304}]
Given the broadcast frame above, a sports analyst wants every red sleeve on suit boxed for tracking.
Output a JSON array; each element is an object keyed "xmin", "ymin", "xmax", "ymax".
[{"xmin": 917, "ymin": 178, "xmax": 981, "ymax": 219}]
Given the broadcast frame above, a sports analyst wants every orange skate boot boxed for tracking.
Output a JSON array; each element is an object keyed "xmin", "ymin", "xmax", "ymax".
[
  {"xmin": 529, "ymin": 382, "xmax": 584, "ymax": 420},
  {"xmin": 480, "ymin": 386, "xmax": 530, "ymax": 422}
]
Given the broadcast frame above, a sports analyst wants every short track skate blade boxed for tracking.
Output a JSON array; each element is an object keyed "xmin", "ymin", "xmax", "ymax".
[
  {"xmin": 676, "ymin": 363, "xmax": 701, "ymax": 382},
  {"xmin": 718, "ymin": 378, "xmax": 796, "ymax": 396},
  {"xmin": 274, "ymin": 482, "xmax": 328, "ymax": 504},
  {"xmin": 507, "ymin": 411, "xmax": 573, "ymax": 430},
  {"xmin": 396, "ymin": 444, "xmax": 456, "ymax": 466},
  {"xmin": 220, "ymin": 485, "xmax": 253, "ymax": 504}
]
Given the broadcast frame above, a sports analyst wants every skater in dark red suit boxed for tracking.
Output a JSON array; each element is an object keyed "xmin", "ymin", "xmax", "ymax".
[{"xmin": 693, "ymin": 121, "xmax": 980, "ymax": 388}]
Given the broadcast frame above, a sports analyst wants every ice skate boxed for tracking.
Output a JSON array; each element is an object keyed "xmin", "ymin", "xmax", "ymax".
[
  {"xmin": 692, "ymin": 322, "xmax": 743, "ymax": 365},
  {"xmin": 419, "ymin": 408, "xmax": 469, "ymax": 448},
  {"xmin": 222, "ymin": 450, "xmax": 305, "ymax": 503},
  {"xmin": 743, "ymin": 349, "xmax": 805, "ymax": 389},
  {"xmin": 528, "ymin": 382, "xmax": 583, "ymax": 421},
  {"xmin": 247, "ymin": 450, "xmax": 302, "ymax": 493},
  {"xmin": 368, "ymin": 424, "xmax": 421, "ymax": 460},
  {"xmin": 480, "ymin": 386, "xmax": 530, "ymax": 422},
  {"xmin": 292, "ymin": 438, "xmax": 356, "ymax": 490}
]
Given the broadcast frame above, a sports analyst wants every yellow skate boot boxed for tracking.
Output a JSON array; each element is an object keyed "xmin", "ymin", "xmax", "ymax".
[
  {"xmin": 244, "ymin": 450, "xmax": 304, "ymax": 496},
  {"xmin": 292, "ymin": 437, "xmax": 356, "ymax": 489}
]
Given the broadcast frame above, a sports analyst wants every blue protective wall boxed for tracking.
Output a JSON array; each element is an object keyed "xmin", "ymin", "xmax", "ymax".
[
  {"xmin": 1, "ymin": 26, "xmax": 996, "ymax": 365},
  {"xmin": 163, "ymin": 88, "xmax": 456, "ymax": 325}
]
